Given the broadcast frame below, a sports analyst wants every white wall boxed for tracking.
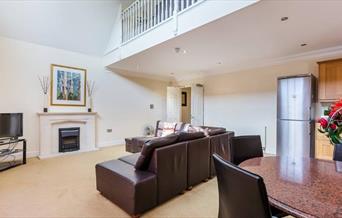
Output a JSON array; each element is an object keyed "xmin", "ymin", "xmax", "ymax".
[
  {"xmin": 180, "ymin": 61, "xmax": 319, "ymax": 154},
  {"xmin": 0, "ymin": 36, "xmax": 167, "ymax": 156}
]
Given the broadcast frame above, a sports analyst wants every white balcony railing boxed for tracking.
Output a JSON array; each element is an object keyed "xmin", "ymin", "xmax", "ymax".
[{"xmin": 122, "ymin": 0, "xmax": 203, "ymax": 43}]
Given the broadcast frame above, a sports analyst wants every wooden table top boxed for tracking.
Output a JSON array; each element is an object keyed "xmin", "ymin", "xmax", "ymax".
[{"xmin": 240, "ymin": 156, "xmax": 342, "ymax": 218}]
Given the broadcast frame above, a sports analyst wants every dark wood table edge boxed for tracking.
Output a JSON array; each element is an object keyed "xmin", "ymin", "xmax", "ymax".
[{"xmin": 269, "ymin": 196, "xmax": 315, "ymax": 218}]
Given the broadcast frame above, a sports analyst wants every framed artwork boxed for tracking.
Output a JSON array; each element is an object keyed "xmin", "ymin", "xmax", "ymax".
[
  {"xmin": 50, "ymin": 64, "xmax": 87, "ymax": 106},
  {"xmin": 182, "ymin": 92, "xmax": 187, "ymax": 106}
]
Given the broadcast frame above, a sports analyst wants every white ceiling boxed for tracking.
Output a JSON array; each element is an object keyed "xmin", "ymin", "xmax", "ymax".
[
  {"xmin": 110, "ymin": 0, "xmax": 342, "ymax": 80},
  {"xmin": 0, "ymin": 0, "xmax": 121, "ymax": 56}
]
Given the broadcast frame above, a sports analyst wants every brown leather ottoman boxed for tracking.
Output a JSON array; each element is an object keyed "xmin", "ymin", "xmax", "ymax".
[{"xmin": 96, "ymin": 159, "xmax": 157, "ymax": 216}]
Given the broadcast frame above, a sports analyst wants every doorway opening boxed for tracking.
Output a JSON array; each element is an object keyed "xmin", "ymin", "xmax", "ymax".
[
  {"xmin": 181, "ymin": 87, "xmax": 191, "ymax": 123},
  {"xmin": 166, "ymin": 84, "xmax": 203, "ymax": 125}
]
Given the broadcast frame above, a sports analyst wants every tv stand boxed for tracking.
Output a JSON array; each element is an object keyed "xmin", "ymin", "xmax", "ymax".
[{"xmin": 0, "ymin": 138, "xmax": 26, "ymax": 171}]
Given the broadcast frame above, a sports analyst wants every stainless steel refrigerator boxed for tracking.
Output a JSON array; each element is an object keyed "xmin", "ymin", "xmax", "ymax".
[{"xmin": 277, "ymin": 75, "xmax": 316, "ymax": 158}]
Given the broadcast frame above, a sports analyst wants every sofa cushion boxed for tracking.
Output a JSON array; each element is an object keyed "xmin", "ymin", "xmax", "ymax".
[
  {"xmin": 119, "ymin": 153, "xmax": 140, "ymax": 166},
  {"xmin": 187, "ymin": 126, "xmax": 210, "ymax": 136},
  {"xmin": 207, "ymin": 127, "xmax": 226, "ymax": 136},
  {"xmin": 175, "ymin": 122, "xmax": 186, "ymax": 132},
  {"xmin": 180, "ymin": 123, "xmax": 191, "ymax": 132},
  {"xmin": 155, "ymin": 121, "xmax": 185, "ymax": 137},
  {"xmin": 177, "ymin": 131, "xmax": 205, "ymax": 142},
  {"xmin": 135, "ymin": 133, "xmax": 179, "ymax": 170}
]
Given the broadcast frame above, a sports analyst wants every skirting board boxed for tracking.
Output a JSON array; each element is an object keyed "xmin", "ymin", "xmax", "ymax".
[
  {"xmin": 38, "ymin": 147, "xmax": 99, "ymax": 159},
  {"xmin": 9, "ymin": 151, "xmax": 39, "ymax": 159},
  {"xmin": 97, "ymin": 139, "xmax": 125, "ymax": 148},
  {"xmin": 18, "ymin": 139, "xmax": 125, "ymax": 158}
]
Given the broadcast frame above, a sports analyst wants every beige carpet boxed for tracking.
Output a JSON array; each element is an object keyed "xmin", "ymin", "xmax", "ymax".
[{"xmin": 0, "ymin": 146, "xmax": 219, "ymax": 218}]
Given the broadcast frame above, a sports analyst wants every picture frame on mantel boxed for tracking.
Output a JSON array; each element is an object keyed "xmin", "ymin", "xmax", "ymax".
[{"xmin": 50, "ymin": 64, "xmax": 87, "ymax": 107}]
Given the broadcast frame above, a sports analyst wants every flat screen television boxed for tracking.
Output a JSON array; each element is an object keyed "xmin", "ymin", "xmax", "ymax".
[{"xmin": 0, "ymin": 113, "xmax": 23, "ymax": 139}]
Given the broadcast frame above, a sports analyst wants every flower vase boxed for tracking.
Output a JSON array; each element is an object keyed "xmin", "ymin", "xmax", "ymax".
[
  {"xmin": 43, "ymin": 94, "xmax": 48, "ymax": 112},
  {"xmin": 88, "ymin": 97, "xmax": 93, "ymax": 112}
]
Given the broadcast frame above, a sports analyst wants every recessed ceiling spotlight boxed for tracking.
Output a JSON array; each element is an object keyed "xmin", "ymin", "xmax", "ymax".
[
  {"xmin": 174, "ymin": 47, "xmax": 186, "ymax": 54},
  {"xmin": 281, "ymin": 16, "xmax": 289, "ymax": 21},
  {"xmin": 301, "ymin": 43, "xmax": 307, "ymax": 47},
  {"xmin": 217, "ymin": 62, "xmax": 222, "ymax": 65}
]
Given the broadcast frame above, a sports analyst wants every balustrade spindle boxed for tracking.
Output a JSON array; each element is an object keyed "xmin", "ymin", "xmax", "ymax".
[
  {"xmin": 129, "ymin": 8, "xmax": 131, "ymax": 39},
  {"xmin": 159, "ymin": 0, "xmax": 161, "ymax": 23},
  {"xmin": 121, "ymin": 0, "xmax": 204, "ymax": 42},
  {"xmin": 138, "ymin": 2, "xmax": 140, "ymax": 35},
  {"xmin": 168, "ymin": 0, "xmax": 170, "ymax": 18},
  {"xmin": 134, "ymin": 5, "xmax": 137, "ymax": 35},
  {"xmin": 149, "ymin": 0, "xmax": 152, "ymax": 28},
  {"xmin": 144, "ymin": 0, "xmax": 146, "ymax": 31}
]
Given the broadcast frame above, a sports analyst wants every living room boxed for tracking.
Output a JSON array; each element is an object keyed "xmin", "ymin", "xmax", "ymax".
[{"xmin": 1, "ymin": 1, "xmax": 341, "ymax": 218}]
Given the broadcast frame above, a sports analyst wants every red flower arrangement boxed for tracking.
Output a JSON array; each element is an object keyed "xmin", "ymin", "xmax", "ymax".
[{"xmin": 318, "ymin": 99, "xmax": 342, "ymax": 144}]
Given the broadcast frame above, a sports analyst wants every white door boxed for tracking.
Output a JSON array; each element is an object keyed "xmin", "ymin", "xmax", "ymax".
[
  {"xmin": 191, "ymin": 84, "xmax": 204, "ymax": 125},
  {"xmin": 166, "ymin": 86, "xmax": 182, "ymax": 122}
]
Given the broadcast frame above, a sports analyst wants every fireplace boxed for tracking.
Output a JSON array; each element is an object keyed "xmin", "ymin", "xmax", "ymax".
[{"xmin": 59, "ymin": 127, "xmax": 80, "ymax": 152}]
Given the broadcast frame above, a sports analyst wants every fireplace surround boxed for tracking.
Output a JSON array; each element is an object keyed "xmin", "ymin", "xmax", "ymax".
[
  {"xmin": 59, "ymin": 127, "xmax": 80, "ymax": 152},
  {"xmin": 38, "ymin": 112, "xmax": 97, "ymax": 159}
]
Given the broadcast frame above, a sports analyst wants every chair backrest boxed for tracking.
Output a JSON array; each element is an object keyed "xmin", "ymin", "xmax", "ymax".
[
  {"xmin": 213, "ymin": 154, "xmax": 272, "ymax": 218},
  {"xmin": 230, "ymin": 135, "xmax": 263, "ymax": 165},
  {"xmin": 333, "ymin": 143, "xmax": 342, "ymax": 161}
]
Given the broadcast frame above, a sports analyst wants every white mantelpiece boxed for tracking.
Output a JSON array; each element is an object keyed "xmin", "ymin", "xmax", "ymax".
[{"xmin": 38, "ymin": 112, "xmax": 97, "ymax": 159}]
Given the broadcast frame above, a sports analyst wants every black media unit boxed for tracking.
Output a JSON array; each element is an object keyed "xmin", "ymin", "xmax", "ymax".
[{"xmin": 0, "ymin": 139, "xmax": 26, "ymax": 171}]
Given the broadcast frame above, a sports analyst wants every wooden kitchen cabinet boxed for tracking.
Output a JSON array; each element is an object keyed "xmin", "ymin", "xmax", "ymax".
[
  {"xmin": 318, "ymin": 58, "xmax": 342, "ymax": 102},
  {"xmin": 315, "ymin": 123, "xmax": 334, "ymax": 160}
]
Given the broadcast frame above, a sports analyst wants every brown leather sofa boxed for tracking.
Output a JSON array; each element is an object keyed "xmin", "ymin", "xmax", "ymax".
[
  {"xmin": 125, "ymin": 121, "xmax": 187, "ymax": 153},
  {"xmin": 96, "ymin": 127, "xmax": 233, "ymax": 217},
  {"xmin": 202, "ymin": 127, "xmax": 235, "ymax": 177}
]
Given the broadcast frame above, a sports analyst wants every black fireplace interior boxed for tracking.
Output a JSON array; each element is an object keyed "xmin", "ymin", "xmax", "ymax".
[{"xmin": 59, "ymin": 127, "xmax": 80, "ymax": 152}]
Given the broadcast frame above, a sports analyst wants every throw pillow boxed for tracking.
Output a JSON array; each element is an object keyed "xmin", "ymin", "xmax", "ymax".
[{"xmin": 160, "ymin": 122, "xmax": 177, "ymax": 137}]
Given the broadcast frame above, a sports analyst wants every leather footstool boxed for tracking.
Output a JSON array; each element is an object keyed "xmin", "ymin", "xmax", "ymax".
[{"xmin": 96, "ymin": 159, "xmax": 157, "ymax": 216}]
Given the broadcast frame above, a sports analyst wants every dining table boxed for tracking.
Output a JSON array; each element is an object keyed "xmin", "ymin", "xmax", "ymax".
[{"xmin": 240, "ymin": 156, "xmax": 342, "ymax": 218}]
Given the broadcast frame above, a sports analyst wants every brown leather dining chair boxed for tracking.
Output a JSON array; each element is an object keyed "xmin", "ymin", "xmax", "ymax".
[
  {"xmin": 230, "ymin": 135, "xmax": 263, "ymax": 165},
  {"xmin": 213, "ymin": 154, "xmax": 273, "ymax": 218},
  {"xmin": 333, "ymin": 143, "xmax": 342, "ymax": 161}
]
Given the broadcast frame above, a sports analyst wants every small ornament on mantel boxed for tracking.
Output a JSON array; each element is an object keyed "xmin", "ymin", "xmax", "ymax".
[
  {"xmin": 38, "ymin": 75, "xmax": 50, "ymax": 112},
  {"xmin": 86, "ymin": 80, "xmax": 95, "ymax": 112}
]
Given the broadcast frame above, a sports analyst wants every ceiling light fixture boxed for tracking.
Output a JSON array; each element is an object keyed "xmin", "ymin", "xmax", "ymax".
[
  {"xmin": 281, "ymin": 16, "xmax": 289, "ymax": 21},
  {"xmin": 174, "ymin": 47, "xmax": 186, "ymax": 54}
]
